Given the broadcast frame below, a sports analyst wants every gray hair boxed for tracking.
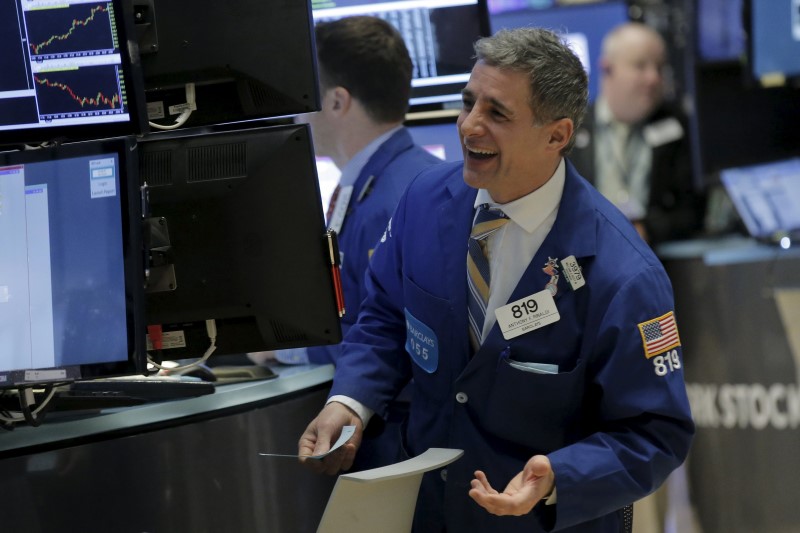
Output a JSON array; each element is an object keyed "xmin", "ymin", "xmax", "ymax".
[{"xmin": 474, "ymin": 27, "xmax": 588, "ymax": 153}]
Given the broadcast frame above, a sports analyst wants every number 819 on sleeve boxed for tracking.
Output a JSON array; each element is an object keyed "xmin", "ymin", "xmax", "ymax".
[{"xmin": 652, "ymin": 349, "xmax": 681, "ymax": 376}]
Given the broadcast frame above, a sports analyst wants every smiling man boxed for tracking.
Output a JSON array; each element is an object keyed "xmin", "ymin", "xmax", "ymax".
[{"xmin": 298, "ymin": 28, "xmax": 694, "ymax": 533}]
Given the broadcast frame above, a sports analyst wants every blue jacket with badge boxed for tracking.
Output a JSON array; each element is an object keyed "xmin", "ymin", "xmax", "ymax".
[
  {"xmin": 329, "ymin": 159, "xmax": 695, "ymax": 532},
  {"xmin": 306, "ymin": 128, "xmax": 441, "ymax": 365}
]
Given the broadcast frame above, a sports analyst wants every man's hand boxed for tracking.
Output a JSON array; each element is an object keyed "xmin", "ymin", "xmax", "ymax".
[
  {"xmin": 298, "ymin": 402, "xmax": 364, "ymax": 475},
  {"xmin": 468, "ymin": 455, "xmax": 555, "ymax": 516}
]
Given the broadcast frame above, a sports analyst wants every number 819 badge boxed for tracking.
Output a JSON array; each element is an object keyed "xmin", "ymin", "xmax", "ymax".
[{"xmin": 495, "ymin": 289, "xmax": 561, "ymax": 340}]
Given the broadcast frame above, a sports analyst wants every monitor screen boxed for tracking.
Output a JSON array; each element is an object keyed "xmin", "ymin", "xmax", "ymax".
[
  {"xmin": 488, "ymin": 0, "xmax": 555, "ymax": 14},
  {"xmin": 406, "ymin": 119, "xmax": 463, "ymax": 163},
  {"xmin": 696, "ymin": 0, "xmax": 746, "ymax": 63},
  {"xmin": 312, "ymin": 0, "xmax": 490, "ymax": 110},
  {"xmin": 133, "ymin": 0, "xmax": 321, "ymax": 129},
  {"xmin": 745, "ymin": 0, "xmax": 800, "ymax": 86},
  {"xmin": 0, "ymin": 137, "xmax": 146, "ymax": 389},
  {"xmin": 720, "ymin": 157, "xmax": 800, "ymax": 240},
  {"xmin": 139, "ymin": 124, "xmax": 342, "ymax": 360},
  {"xmin": 488, "ymin": 1, "xmax": 629, "ymax": 102},
  {"xmin": 0, "ymin": 0, "xmax": 149, "ymax": 147}
]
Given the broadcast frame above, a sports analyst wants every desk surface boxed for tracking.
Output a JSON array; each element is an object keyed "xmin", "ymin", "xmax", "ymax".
[
  {"xmin": 657, "ymin": 234, "xmax": 800, "ymax": 264},
  {"xmin": 0, "ymin": 363, "xmax": 335, "ymax": 457}
]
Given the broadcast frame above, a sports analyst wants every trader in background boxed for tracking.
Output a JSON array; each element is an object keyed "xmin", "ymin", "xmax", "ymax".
[
  {"xmin": 569, "ymin": 22, "xmax": 704, "ymax": 245},
  {"xmin": 275, "ymin": 15, "xmax": 441, "ymax": 366},
  {"xmin": 298, "ymin": 27, "xmax": 694, "ymax": 532}
]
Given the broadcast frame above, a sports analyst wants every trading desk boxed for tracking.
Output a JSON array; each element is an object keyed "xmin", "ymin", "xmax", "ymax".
[
  {"xmin": 658, "ymin": 236, "xmax": 800, "ymax": 533},
  {"xmin": 0, "ymin": 364, "xmax": 336, "ymax": 533}
]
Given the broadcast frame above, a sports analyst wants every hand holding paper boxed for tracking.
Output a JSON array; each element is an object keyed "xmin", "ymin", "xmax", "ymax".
[
  {"xmin": 298, "ymin": 402, "xmax": 364, "ymax": 475},
  {"xmin": 259, "ymin": 425, "xmax": 356, "ymax": 460}
]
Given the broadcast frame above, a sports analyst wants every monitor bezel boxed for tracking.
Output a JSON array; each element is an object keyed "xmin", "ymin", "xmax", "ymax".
[
  {"xmin": 0, "ymin": 136, "xmax": 147, "ymax": 390},
  {"xmin": 0, "ymin": 0, "xmax": 150, "ymax": 148}
]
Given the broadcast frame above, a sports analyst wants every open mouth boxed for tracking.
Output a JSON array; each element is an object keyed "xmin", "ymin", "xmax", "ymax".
[{"xmin": 466, "ymin": 147, "xmax": 497, "ymax": 160}]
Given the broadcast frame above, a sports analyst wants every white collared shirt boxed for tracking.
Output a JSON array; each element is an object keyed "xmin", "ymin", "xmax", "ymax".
[{"xmin": 474, "ymin": 158, "xmax": 565, "ymax": 341}]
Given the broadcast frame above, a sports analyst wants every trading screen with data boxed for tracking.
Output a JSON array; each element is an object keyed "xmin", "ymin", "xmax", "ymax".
[
  {"xmin": 312, "ymin": 0, "xmax": 489, "ymax": 108},
  {"xmin": 0, "ymin": 0, "xmax": 138, "ymax": 141}
]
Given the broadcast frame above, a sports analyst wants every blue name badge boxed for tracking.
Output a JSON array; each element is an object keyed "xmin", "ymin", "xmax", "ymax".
[{"xmin": 405, "ymin": 309, "xmax": 439, "ymax": 373}]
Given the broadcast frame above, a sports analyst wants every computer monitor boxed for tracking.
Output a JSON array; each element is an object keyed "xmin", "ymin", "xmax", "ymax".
[
  {"xmin": 406, "ymin": 118, "xmax": 462, "ymax": 163},
  {"xmin": 720, "ymin": 157, "xmax": 800, "ymax": 242},
  {"xmin": 696, "ymin": 0, "xmax": 746, "ymax": 63},
  {"xmin": 744, "ymin": 0, "xmax": 800, "ymax": 87},
  {"xmin": 132, "ymin": 0, "xmax": 321, "ymax": 129},
  {"xmin": 312, "ymin": 0, "xmax": 490, "ymax": 111},
  {"xmin": 0, "ymin": 137, "xmax": 146, "ymax": 390},
  {"xmin": 0, "ymin": 0, "xmax": 149, "ymax": 147},
  {"xmin": 488, "ymin": 1, "xmax": 629, "ymax": 102},
  {"xmin": 139, "ymin": 123, "xmax": 342, "ymax": 361}
]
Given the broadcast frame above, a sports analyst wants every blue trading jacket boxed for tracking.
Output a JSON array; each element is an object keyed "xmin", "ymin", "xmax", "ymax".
[
  {"xmin": 329, "ymin": 159, "xmax": 694, "ymax": 532},
  {"xmin": 306, "ymin": 127, "xmax": 442, "ymax": 364}
]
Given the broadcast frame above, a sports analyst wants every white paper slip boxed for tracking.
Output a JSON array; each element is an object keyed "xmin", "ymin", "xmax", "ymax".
[
  {"xmin": 507, "ymin": 361, "xmax": 558, "ymax": 374},
  {"xmin": 259, "ymin": 425, "xmax": 356, "ymax": 460}
]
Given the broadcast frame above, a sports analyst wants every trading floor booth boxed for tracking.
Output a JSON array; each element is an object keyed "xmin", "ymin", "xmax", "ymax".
[
  {"xmin": 0, "ymin": 365, "xmax": 337, "ymax": 533},
  {"xmin": 659, "ymin": 238, "xmax": 800, "ymax": 533}
]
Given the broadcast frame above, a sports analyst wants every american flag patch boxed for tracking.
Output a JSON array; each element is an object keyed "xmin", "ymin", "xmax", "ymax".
[{"xmin": 638, "ymin": 311, "xmax": 681, "ymax": 359}]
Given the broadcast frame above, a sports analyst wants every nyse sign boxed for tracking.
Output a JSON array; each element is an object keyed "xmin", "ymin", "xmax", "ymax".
[{"xmin": 687, "ymin": 382, "xmax": 800, "ymax": 430}]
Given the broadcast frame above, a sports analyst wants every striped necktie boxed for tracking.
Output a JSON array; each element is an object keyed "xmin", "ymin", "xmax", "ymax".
[{"xmin": 467, "ymin": 204, "xmax": 509, "ymax": 351}]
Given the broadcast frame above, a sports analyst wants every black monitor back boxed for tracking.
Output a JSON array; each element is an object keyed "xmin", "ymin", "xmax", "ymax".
[
  {"xmin": 133, "ymin": 0, "xmax": 320, "ymax": 128},
  {"xmin": 139, "ymin": 124, "xmax": 341, "ymax": 359}
]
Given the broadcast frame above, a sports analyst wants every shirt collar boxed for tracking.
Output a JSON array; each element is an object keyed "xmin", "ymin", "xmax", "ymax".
[
  {"xmin": 338, "ymin": 125, "xmax": 402, "ymax": 187},
  {"xmin": 474, "ymin": 158, "xmax": 566, "ymax": 234}
]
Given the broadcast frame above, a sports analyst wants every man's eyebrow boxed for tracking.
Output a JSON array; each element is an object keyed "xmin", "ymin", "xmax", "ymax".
[
  {"xmin": 488, "ymin": 97, "xmax": 514, "ymax": 116},
  {"xmin": 460, "ymin": 89, "xmax": 514, "ymax": 116}
]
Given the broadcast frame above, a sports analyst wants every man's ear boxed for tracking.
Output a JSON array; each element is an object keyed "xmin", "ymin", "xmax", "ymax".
[
  {"xmin": 329, "ymin": 86, "xmax": 351, "ymax": 114},
  {"xmin": 547, "ymin": 118, "xmax": 574, "ymax": 153}
]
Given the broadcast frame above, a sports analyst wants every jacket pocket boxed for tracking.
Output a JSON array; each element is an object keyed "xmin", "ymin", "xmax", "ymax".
[{"xmin": 482, "ymin": 358, "xmax": 587, "ymax": 452}]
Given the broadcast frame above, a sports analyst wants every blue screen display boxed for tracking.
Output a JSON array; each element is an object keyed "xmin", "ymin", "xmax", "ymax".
[
  {"xmin": 750, "ymin": 0, "xmax": 800, "ymax": 83},
  {"xmin": 407, "ymin": 121, "xmax": 463, "ymax": 162},
  {"xmin": 697, "ymin": 0, "xmax": 745, "ymax": 62},
  {"xmin": 488, "ymin": 1, "xmax": 629, "ymax": 102},
  {"xmin": 0, "ymin": 151, "xmax": 129, "ymax": 374}
]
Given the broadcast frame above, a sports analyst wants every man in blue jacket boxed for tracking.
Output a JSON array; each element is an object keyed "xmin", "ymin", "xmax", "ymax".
[
  {"xmin": 299, "ymin": 27, "xmax": 694, "ymax": 532},
  {"xmin": 274, "ymin": 16, "xmax": 442, "ymax": 366}
]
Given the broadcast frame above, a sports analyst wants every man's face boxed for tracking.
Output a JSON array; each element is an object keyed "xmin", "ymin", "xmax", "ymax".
[
  {"xmin": 604, "ymin": 30, "xmax": 665, "ymax": 123},
  {"xmin": 457, "ymin": 61, "xmax": 554, "ymax": 203}
]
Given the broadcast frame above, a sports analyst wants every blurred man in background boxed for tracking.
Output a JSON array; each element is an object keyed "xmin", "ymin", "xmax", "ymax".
[{"xmin": 569, "ymin": 22, "xmax": 704, "ymax": 245}]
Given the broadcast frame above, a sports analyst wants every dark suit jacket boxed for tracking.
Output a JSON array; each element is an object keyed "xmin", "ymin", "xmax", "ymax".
[{"xmin": 568, "ymin": 102, "xmax": 705, "ymax": 244}]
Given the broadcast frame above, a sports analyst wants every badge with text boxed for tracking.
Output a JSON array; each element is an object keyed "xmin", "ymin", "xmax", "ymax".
[
  {"xmin": 328, "ymin": 185, "xmax": 353, "ymax": 235},
  {"xmin": 405, "ymin": 309, "xmax": 439, "ymax": 373},
  {"xmin": 643, "ymin": 117, "xmax": 684, "ymax": 147},
  {"xmin": 495, "ymin": 290, "xmax": 560, "ymax": 340},
  {"xmin": 559, "ymin": 255, "xmax": 585, "ymax": 291}
]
